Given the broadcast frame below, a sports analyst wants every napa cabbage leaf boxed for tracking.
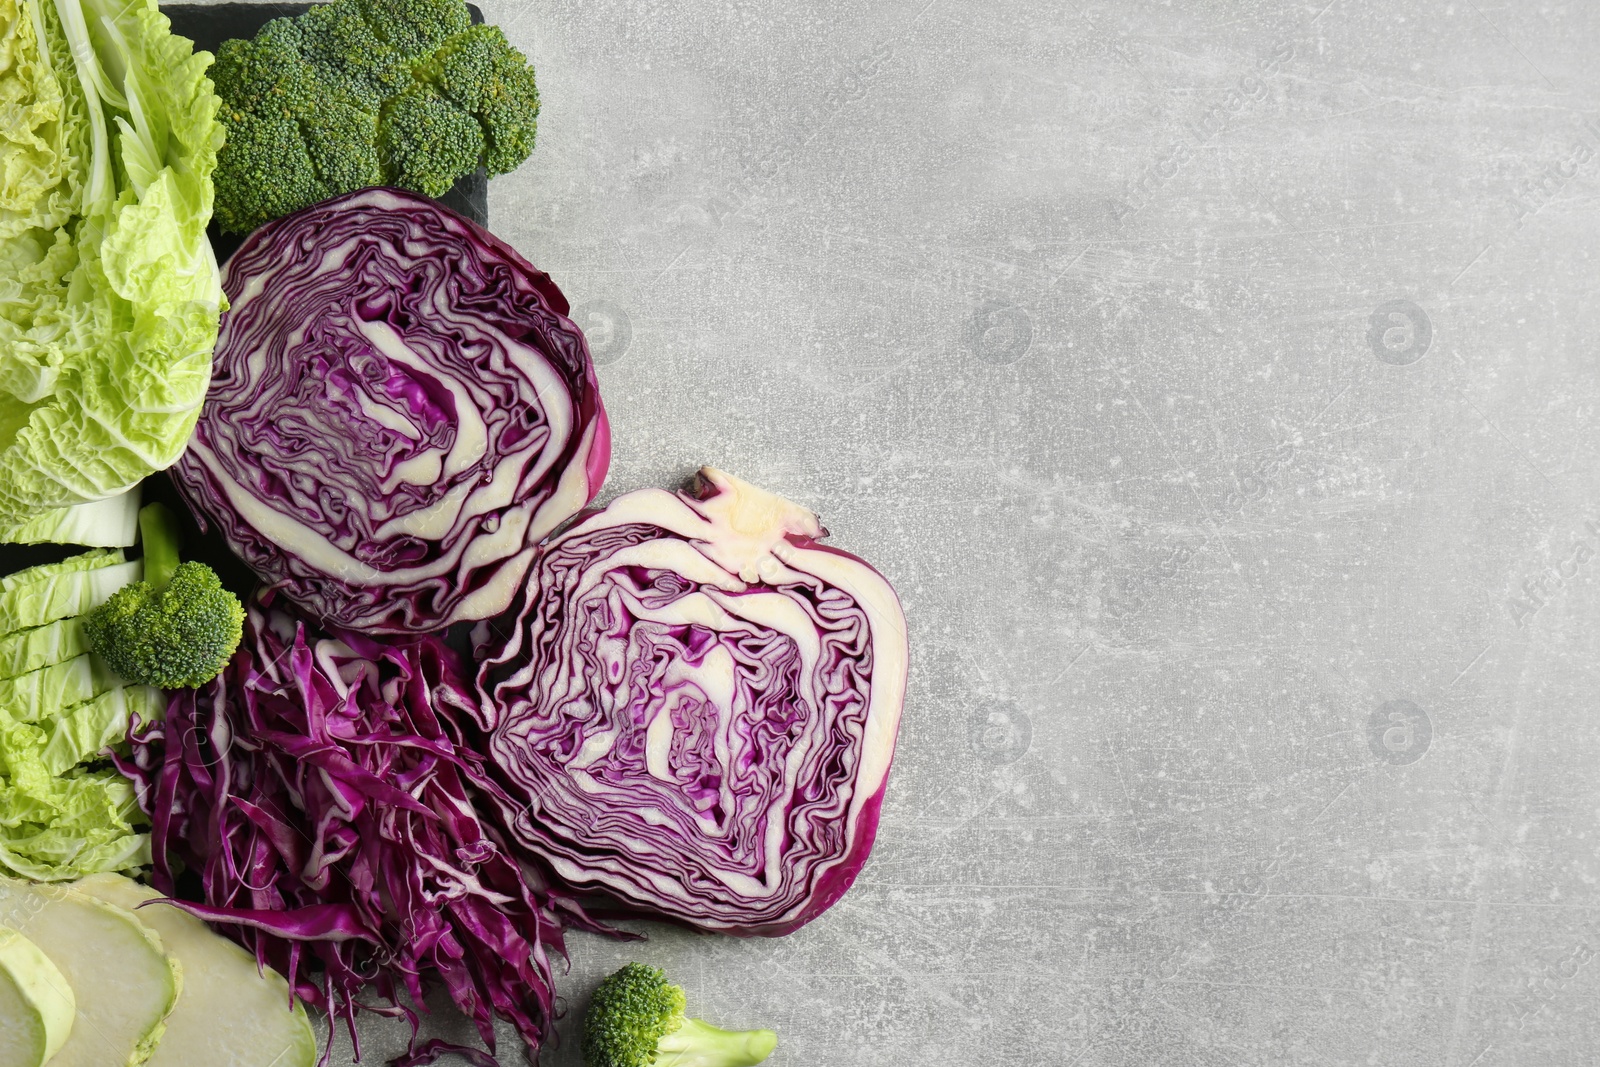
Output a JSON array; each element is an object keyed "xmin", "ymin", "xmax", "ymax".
[{"xmin": 0, "ymin": 0, "xmax": 223, "ymax": 524}]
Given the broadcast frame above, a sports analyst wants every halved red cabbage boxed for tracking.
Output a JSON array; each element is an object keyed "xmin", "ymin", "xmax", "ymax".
[
  {"xmin": 114, "ymin": 594, "xmax": 614, "ymax": 1066},
  {"xmin": 172, "ymin": 187, "xmax": 609, "ymax": 634},
  {"xmin": 477, "ymin": 469, "xmax": 909, "ymax": 935}
]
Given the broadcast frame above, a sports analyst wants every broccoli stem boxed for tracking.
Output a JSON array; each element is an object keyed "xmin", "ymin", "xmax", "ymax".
[
  {"xmin": 656, "ymin": 1018, "xmax": 778, "ymax": 1067},
  {"xmin": 137, "ymin": 503, "xmax": 182, "ymax": 592}
]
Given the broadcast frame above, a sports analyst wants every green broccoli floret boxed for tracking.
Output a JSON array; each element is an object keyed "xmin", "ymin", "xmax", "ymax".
[
  {"xmin": 379, "ymin": 82, "xmax": 485, "ymax": 198},
  {"xmin": 212, "ymin": 109, "xmax": 328, "ymax": 235},
  {"xmin": 421, "ymin": 24, "xmax": 539, "ymax": 176},
  {"xmin": 211, "ymin": 22, "xmax": 313, "ymax": 112},
  {"xmin": 583, "ymin": 963, "xmax": 778, "ymax": 1067},
  {"xmin": 424, "ymin": 22, "xmax": 501, "ymax": 111},
  {"xmin": 210, "ymin": 27, "xmax": 338, "ymax": 233},
  {"xmin": 295, "ymin": 0, "xmax": 407, "ymax": 108},
  {"xmin": 211, "ymin": 0, "xmax": 542, "ymax": 234},
  {"xmin": 358, "ymin": 0, "xmax": 471, "ymax": 57},
  {"xmin": 82, "ymin": 505, "xmax": 244, "ymax": 690},
  {"xmin": 300, "ymin": 99, "xmax": 384, "ymax": 194}
]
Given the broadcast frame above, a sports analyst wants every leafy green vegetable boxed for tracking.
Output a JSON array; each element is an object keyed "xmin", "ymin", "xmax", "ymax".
[
  {"xmin": 0, "ymin": 619, "xmax": 91, "ymax": 681},
  {"xmin": 0, "ymin": 765, "xmax": 151, "ymax": 882},
  {"xmin": 0, "ymin": 0, "xmax": 224, "ymax": 525},
  {"xmin": 583, "ymin": 963, "xmax": 778, "ymax": 1067},
  {"xmin": 0, "ymin": 551, "xmax": 141, "ymax": 637},
  {"xmin": 212, "ymin": 0, "xmax": 540, "ymax": 232},
  {"xmin": 0, "ymin": 684, "xmax": 157, "ymax": 882},
  {"xmin": 0, "ymin": 489, "xmax": 142, "ymax": 548},
  {"xmin": 37, "ymin": 685, "xmax": 163, "ymax": 776},
  {"xmin": 82, "ymin": 504, "xmax": 243, "ymax": 690},
  {"xmin": 0, "ymin": 550, "xmax": 154, "ymax": 882},
  {"xmin": 0, "ymin": 655, "xmax": 120, "ymax": 724}
]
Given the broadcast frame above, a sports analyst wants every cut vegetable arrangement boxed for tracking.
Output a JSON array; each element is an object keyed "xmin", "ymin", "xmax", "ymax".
[
  {"xmin": 479, "ymin": 469, "xmax": 908, "ymax": 935},
  {"xmin": 0, "ymin": 922, "xmax": 75, "ymax": 1067},
  {"xmin": 74, "ymin": 874, "xmax": 317, "ymax": 1067},
  {"xmin": 172, "ymin": 187, "xmax": 610, "ymax": 634},
  {"xmin": 0, "ymin": 0, "xmax": 910, "ymax": 1063},
  {"xmin": 0, "ymin": 874, "xmax": 315, "ymax": 1067},
  {"xmin": 0, "ymin": 878, "xmax": 178, "ymax": 1067}
]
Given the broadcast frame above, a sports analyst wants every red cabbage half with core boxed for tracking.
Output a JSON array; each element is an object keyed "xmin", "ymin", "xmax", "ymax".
[
  {"xmin": 477, "ymin": 468, "xmax": 909, "ymax": 935},
  {"xmin": 173, "ymin": 187, "xmax": 609, "ymax": 634}
]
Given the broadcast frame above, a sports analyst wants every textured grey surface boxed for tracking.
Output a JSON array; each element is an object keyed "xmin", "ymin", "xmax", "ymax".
[{"xmin": 219, "ymin": 0, "xmax": 1600, "ymax": 1063}]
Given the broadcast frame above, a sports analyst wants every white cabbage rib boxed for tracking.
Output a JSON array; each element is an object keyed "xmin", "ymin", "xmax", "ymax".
[{"xmin": 481, "ymin": 468, "xmax": 907, "ymax": 934}]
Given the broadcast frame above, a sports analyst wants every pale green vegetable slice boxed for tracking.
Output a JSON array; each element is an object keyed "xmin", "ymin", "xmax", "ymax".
[
  {"xmin": 0, "ymin": 655, "xmax": 121, "ymax": 724},
  {"xmin": 0, "ymin": 924, "xmax": 75, "ymax": 1067},
  {"xmin": 38, "ymin": 685, "xmax": 165, "ymax": 775},
  {"xmin": 0, "ymin": 552, "xmax": 124, "ymax": 592},
  {"xmin": 0, "ymin": 619, "xmax": 90, "ymax": 682},
  {"xmin": 74, "ymin": 875, "xmax": 317, "ymax": 1067},
  {"xmin": 0, "ymin": 879, "xmax": 178, "ymax": 1067},
  {"xmin": 0, "ymin": 490, "xmax": 142, "ymax": 548},
  {"xmin": 0, "ymin": 552, "xmax": 141, "ymax": 638}
]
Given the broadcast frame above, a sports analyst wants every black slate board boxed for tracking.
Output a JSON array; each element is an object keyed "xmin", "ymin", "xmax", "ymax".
[{"xmin": 2, "ymin": 3, "xmax": 491, "ymax": 601}]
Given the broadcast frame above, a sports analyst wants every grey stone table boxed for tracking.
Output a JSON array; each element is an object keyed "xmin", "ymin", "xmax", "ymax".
[{"xmin": 204, "ymin": 1, "xmax": 1600, "ymax": 1063}]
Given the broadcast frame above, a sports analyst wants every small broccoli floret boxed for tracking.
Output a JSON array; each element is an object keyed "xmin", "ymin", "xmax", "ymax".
[
  {"xmin": 295, "ymin": 0, "xmax": 407, "ymax": 108},
  {"xmin": 425, "ymin": 23, "xmax": 506, "ymax": 111},
  {"xmin": 583, "ymin": 963, "xmax": 777, "ymax": 1067},
  {"xmin": 423, "ymin": 24, "xmax": 539, "ymax": 175},
  {"xmin": 255, "ymin": 14, "xmax": 306, "ymax": 54},
  {"xmin": 302, "ymin": 100, "xmax": 384, "ymax": 193},
  {"xmin": 212, "ymin": 29, "xmax": 317, "ymax": 116},
  {"xmin": 359, "ymin": 0, "xmax": 472, "ymax": 56},
  {"xmin": 212, "ymin": 109, "xmax": 329, "ymax": 235},
  {"xmin": 82, "ymin": 505, "xmax": 244, "ymax": 690},
  {"xmin": 212, "ymin": 23, "xmax": 348, "ymax": 233},
  {"xmin": 380, "ymin": 82, "xmax": 485, "ymax": 197},
  {"xmin": 479, "ymin": 88, "xmax": 540, "ymax": 176}
]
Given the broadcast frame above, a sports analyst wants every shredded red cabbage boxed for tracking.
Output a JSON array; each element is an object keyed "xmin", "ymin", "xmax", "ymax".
[{"xmin": 115, "ymin": 593, "xmax": 616, "ymax": 1066}]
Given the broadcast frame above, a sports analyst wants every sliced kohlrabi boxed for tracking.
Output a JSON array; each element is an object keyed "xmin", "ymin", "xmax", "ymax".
[
  {"xmin": 0, "ymin": 490, "xmax": 143, "ymax": 549},
  {"xmin": 0, "ymin": 553, "xmax": 141, "ymax": 639},
  {"xmin": 74, "ymin": 875, "xmax": 317, "ymax": 1067},
  {"xmin": 0, "ymin": 924, "xmax": 75, "ymax": 1067},
  {"xmin": 0, "ymin": 879, "xmax": 178, "ymax": 1067}
]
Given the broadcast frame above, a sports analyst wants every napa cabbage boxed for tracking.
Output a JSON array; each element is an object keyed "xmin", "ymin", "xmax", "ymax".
[{"xmin": 0, "ymin": 0, "xmax": 223, "ymax": 524}]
